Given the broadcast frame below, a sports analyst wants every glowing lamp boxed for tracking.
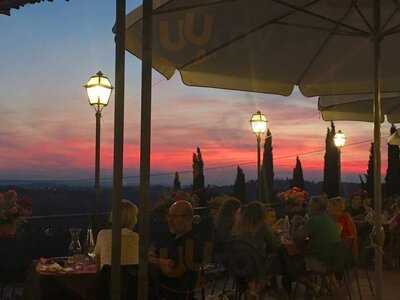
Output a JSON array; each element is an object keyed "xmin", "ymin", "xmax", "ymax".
[
  {"xmin": 84, "ymin": 71, "xmax": 113, "ymax": 112},
  {"xmin": 250, "ymin": 111, "xmax": 267, "ymax": 136},
  {"xmin": 334, "ymin": 130, "xmax": 346, "ymax": 148}
]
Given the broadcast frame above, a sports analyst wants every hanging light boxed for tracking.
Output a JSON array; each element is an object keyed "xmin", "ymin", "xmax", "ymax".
[
  {"xmin": 250, "ymin": 110, "xmax": 267, "ymax": 136},
  {"xmin": 334, "ymin": 130, "xmax": 346, "ymax": 148}
]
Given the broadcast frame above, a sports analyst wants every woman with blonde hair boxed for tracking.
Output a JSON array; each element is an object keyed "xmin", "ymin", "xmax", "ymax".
[{"xmin": 95, "ymin": 200, "xmax": 139, "ymax": 270}]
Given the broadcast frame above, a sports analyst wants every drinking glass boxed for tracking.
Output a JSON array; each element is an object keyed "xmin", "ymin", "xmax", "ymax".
[
  {"xmin": 68, "ymin": 228, "xmax": 82, "ymax": 256},
  {"xmin": 85, "ymin": 227, "xmax": 95, "ymax": 262}
]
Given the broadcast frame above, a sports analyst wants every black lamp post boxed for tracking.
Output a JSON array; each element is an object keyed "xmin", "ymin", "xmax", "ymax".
[
  {"xmin": 250, "ymin": 110, "xmax": 267, "ymax": 202},
  {"xmin": 84, "ymin": 71, "xmax": 113, "ymax": 219},
  {"xmin": 334, "ymin": 129, "xmax": 346, "ymax": 196}
]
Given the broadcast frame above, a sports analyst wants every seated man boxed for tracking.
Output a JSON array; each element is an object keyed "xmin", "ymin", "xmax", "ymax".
[
  {"xmin": 149, "ymin": 200, "xmax": 210, "ymax": 300},
  {"xmin": 347, "ymin": 194, "xmax": 366, "ymax": 221},
  {"xmin": 294, "ymin": 196, "xmax": 341, "ymax": 271}
]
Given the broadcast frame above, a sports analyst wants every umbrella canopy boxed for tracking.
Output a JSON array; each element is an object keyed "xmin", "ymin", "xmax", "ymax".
[
  {"xmin": 126, "ymin": 0, "xmax": 400, "ymax": 96},
  {"xmin": 126, "ymin": 1, "xmax": 400, "ymax": 299},
  {"xmin": 319, "ymin": 92, "xmax": 400, "ymax": 123},
  {"xmin": 0, "ymin": 0, "xmax": 69, "ymax": 16}
]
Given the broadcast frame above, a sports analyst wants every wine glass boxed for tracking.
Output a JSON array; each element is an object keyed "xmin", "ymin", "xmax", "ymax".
[
  {"xmin": 68, "ymin": 228, "xmax": 82, "ymax": 257},
  {"xmin": 85, "ymin": 227, "xmax": 95, "ymax": 261}
]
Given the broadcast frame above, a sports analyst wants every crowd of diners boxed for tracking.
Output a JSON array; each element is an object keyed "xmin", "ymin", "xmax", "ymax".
[
  {"xmin": 1, "ymin": 189, "xmax": 400, "ymax": 299},
  {"xmin": 93, "ymin": 190, "xmax": 400, "ymax": 299}
]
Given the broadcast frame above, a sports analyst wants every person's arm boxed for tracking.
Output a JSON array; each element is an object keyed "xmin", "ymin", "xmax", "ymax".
[
  {"xmin": 346, "ymin": 214, "xmax": 357, "ymax": 238},
  {"xmin": 263, "ymin": 224, "xmax": 281, "ymax": 252},
  {"xmin": 293, "ymin": 220, "xmax": 311, "ymax": 244},
  {"xmin": 94, "ymin": 230, "xmax": 103, "ymax": 271},
  {"xmin": 158, "ymin": 245, "xmax": 186, "ymax": 278}
]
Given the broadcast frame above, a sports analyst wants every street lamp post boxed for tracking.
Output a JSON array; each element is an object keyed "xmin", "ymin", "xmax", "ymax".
[
  {"xmin": 250, "ymin": 111, "xmax": 267, "ymax": 202},
  {"xmin": 334, "ymin": 130, "xmax": 346, "ymax": 196},
  {"xmin": 84, "ymin": 71, "xmax": 113, "ymax": 222}
]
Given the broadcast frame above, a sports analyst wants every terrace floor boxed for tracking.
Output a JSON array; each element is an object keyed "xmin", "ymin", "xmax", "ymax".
[{"xmin": 203, "ymin": 269, "xmax": 400, "ymax": 299}]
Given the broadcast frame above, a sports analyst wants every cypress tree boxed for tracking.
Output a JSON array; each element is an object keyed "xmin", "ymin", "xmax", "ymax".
[
  {"xmin": 323, "ymin": 121, "xmax": 340, "ymax": 197},
  {"xmin": 260, "ymin": 129, "xmax": 274, "ymax": 203},
  {"xmin": 233, "ymin": 166, "xmax": 247, "ymax": 203},
  {"xmin": 359, "ymin": 174, "xmax": 366, "ymax": 191},
  {"xmin": 173, "ymin": 172, "xmax": 181, "ymax": 191},
  {"xmin": 192, "ymin": 147, "xmax": 205, "ymax": 192},
  {"xmin": 365, "ymin": 143, "xmax": 374, "ymax": 198},
  {"xmin": 292, "ymin": 156, "xmax": 305, "ymax": 189},
  {"xmin": 385, "ymin": 124, "xmax": 400, "ymax": 197}
]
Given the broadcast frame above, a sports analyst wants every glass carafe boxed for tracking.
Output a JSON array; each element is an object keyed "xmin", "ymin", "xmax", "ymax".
[
  {"xmin": 85, "ymin": 227, "xmax": 95, "ymax": 259},
  {"xmin": 68, "ymin": 228, "xmax": 82, "ymax": 256}
]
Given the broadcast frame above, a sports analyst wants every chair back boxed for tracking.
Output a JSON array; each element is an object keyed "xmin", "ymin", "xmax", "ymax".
[
  {"xmin": 95, "ymin": 265, "xmax": 138, "ymax": 300},
  {"xmin": 326, "ymin": 241, "xmax": 354, "ymax": 272},
  {"xmin": 222, "ymin": 239, "xmax": 267, "ymax": 281}
]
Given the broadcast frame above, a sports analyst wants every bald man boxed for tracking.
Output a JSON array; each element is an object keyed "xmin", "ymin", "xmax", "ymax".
[
  {"xmin": 167, "ymin": 200, "xmax": 194, "ymax": 237},
  {"xmin": 149, "ymin": 200, "xmax": 206, "ymax": 300}
]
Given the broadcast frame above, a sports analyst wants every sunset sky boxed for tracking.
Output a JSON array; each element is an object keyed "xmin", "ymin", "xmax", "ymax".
[{"xmin": 0, "ymin": 0, "xmax": 394, "ymax": 186}]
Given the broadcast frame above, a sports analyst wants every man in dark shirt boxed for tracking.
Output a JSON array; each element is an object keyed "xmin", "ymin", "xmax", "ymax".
[{"xmin": 149, "ymin": 200, "xmax": 210, "ymax": 300}]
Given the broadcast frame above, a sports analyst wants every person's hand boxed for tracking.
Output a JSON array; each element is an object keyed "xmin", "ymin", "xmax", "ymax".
[
  {"xmin": 148, "ymin": 254, "xmax": 159, "ymax": 265},
  {"xmin": 158, "ymin": 258, "xmax": 174, "ymax": 269},
  {"xmin": 159, "ymin": 258, "xmax": 181, "ymax": 277}
]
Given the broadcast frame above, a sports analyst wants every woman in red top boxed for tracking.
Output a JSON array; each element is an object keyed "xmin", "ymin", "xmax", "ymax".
[{"xmin": 327, "ymin": 197, "xmax": 358, "ymax": 257}]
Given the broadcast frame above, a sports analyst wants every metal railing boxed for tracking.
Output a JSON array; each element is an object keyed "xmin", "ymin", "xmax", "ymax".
[{"xmin": 22, "ymin": 213, "xmax": 110, "ymax": 259}]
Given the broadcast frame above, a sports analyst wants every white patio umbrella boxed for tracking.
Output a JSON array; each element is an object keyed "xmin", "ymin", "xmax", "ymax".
[
  {"xmin": 127, "ymin": 1, "xmax": 400, "ymax": 299},
  {"xmin": 319, "ymin": 92, "xmax": 400, "ymax": 123}
]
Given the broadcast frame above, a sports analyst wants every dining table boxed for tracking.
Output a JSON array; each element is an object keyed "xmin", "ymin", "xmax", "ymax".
[{"xmin": 28, "ymin": 256, "xmax": 98, "ymax": 300}]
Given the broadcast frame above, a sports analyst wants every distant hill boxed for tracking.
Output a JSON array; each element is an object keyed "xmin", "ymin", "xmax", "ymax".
[{"xmin": 1, "ymin": 178, "xmax": 362, "ymax": 217}]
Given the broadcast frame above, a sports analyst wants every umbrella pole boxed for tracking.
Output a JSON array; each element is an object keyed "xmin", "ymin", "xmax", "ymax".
[
  {"xmin": 111, "ymin": 0, "xmax": 126, "ymax": 299},
  {"xmin": 373, "ymin": 1, "xmax": 383, "ymax": 299},
  {"xmin": 138, "ymin": 0, "xmax": 153, "ymax": 299}
]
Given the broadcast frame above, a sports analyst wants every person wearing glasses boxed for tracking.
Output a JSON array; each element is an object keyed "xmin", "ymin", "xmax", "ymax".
[{"xmin": 149, "ymin": 200, "xmax": 208, "ymax": 300}]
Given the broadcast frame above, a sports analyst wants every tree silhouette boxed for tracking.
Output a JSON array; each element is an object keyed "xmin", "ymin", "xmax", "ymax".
[
  {"xmin": 292, "ymin": 156, "xmax": 305, "ymax": 189},
  {"xmin": 173, "ymin": 172, "xmax": 181, "ymax": 191},
  {"xmin": 323, "ymin": 121, "xmax": 340, "ymax": 197},
  {"xmin": 385, "ymin": 124, "xmax": 400, "ymax": 197},
  {"xmin": 192, "ymin": 147, "xmax": 205, "ymax": 193},
  {"xmin": 365, "ymin": 143, "xmax": 374, "ymax": 198},
  {"xmin": 233, "ymin": 166, "xmax": 247, "ymax": 203},
  {"xmin": 260, "ymin": 129, "xmax": 274, "ymax": 203}
]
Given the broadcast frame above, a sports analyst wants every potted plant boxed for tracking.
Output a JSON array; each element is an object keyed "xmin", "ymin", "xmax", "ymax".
[
  {"xmin": 0, "ymin": 190, "xmax": 32, "ymax": 237},
  {"xmin": 277, "ymin": 187, "xmax": 309, "ymax": 217}
]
